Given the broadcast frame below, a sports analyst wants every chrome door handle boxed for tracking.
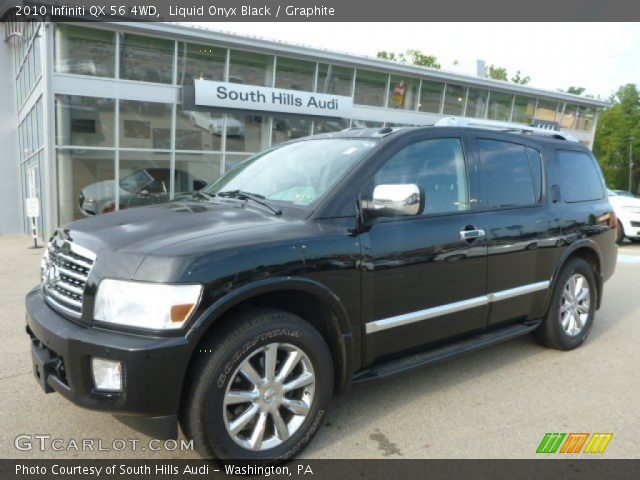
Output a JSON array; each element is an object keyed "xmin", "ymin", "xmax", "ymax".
[{"xmin": 460, "ymin": 228, "xmax": 486, "ymax": 241}]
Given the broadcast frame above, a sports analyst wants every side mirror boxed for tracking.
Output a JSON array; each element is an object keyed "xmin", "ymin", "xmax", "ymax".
[{"xmin": 362, "ymin": 184, "xmax": 424, "ymax": 217}]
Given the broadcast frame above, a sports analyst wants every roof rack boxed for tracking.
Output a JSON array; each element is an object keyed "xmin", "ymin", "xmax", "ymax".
[{"xmin": 434, "ymin": 117, "xmax": 579, "ymax": 143}]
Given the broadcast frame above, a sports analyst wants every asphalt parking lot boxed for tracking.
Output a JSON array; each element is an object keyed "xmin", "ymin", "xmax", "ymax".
[{"xmin": 1, "ymin": 235, "xmax": 639, "ymax": 459}]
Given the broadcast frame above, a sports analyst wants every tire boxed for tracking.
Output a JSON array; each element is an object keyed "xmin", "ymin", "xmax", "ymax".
[
  {"xmin": 616, "ymin": 220, "xmax": 625, "ymax": 244},
  {"xmin": 533, "ymin": 257, "xmax": 597, "ymax": 350},
  {"xmin": 629, "ymin": 238, "xmax": 640, "ymax": 243},
  {"xmin": 180, "ymin": 308, "xmax": 333, "ymax": 461}
]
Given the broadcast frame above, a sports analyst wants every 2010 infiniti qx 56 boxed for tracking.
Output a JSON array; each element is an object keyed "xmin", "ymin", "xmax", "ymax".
[{"xmin": 26, "ymin": 121, "xmax": 617, "ymax": 460}]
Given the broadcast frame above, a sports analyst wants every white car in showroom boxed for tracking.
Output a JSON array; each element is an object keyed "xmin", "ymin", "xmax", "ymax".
[{"xmin": 608, "ymin": 189, "xmax": 640, "ymax": 243}]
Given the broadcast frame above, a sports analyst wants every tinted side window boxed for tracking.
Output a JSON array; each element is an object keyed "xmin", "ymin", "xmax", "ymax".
[
  {"xmin": 527, "ymin": 147, "xmax": 544, "ymax": 203},
  {"xmin": 374, "ymin": 138, "xmax": 469, "ymax": 215},
  {"xmin": 476, "ymin": 139, "xmax": 536, "ymax": 208},
  {"xmin": 556, "ymin": 150, "xmax": 604, "ymax": 202}
]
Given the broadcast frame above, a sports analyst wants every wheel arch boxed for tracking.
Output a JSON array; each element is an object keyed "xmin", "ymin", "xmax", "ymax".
[
  {"xmin": 549, "ymin": 241, "xmax": 603, "ymax": 311},
  {"xmin": 188, "ymin": 277, "xmax": 355, "ymax": 395}
]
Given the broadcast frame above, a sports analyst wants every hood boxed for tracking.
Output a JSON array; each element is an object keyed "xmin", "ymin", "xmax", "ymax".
[
  {"xmin": 65, "ymin": 200, "xmax": 287, "ymax": 256},
  {"xmin": 609, "ymin": 194, "xmax": 640, "ymax": 208}
]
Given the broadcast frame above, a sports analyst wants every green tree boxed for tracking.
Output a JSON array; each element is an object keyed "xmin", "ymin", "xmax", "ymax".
[
  {"xmin": 565, "ymin": 86, "xmax": 586, "ymax": 95},
  {"xmin": 486, "ymin": 65, "xmax": 531, "ymax": 85},
  {"xmin": 510, "ymin": 70, "xmax": 531, "ymax": 85},
  {"xmin": 376, "ymin": 50, "xmax": 440, "ymax": 69},
  {"xmin": 593, "ymin": 84, "xmax": 640, "ymax": 193},
  {"xmin": 486, "ymin": 65, "xmax": 508, "ymax": 81}
]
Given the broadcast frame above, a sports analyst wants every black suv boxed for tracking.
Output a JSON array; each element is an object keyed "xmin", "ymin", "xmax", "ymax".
[{"xmin": 26, "ymin": 125, "xmax": 617, "ymax": 460}]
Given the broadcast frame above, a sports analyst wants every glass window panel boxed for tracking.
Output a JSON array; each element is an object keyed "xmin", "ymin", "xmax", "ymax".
[
  {"xmin": 120, "ymin": 33, "xmax": 174, "ymax": 84},
  {"xmin": 374, "ymin": 138, "xmax": 469, "ymax": 215},
  {"xmin": 275, "ymin": 57, "xmax": 315, "ymax": 91},
  {"xmin": 465, "ymin": 88, "xmax": 489, "ymax": 118},
  {"xmin": 317, "ymin": 64, "xmax": 353, "ymax": 96},
  {"xmin": 575, "ymin": 106, "xmax": 595, "ymax": 131},
  {"xmin": 55, "ymin": 95, "xmax": 115, "ymax": 147},
  {"xmin": 476, "ymin": 139, "xmax": 535, "ymax": 208},
  {"xmin": 354, "ymin": 119, "xmax": 384, "ymax": 128},
  {"xmin": 175, "ymin": 153, "xmax": 222, "ymax": 194},
  {"xmin": 557, "ymin": 151, "xmax": 604, "ymax": 202},
  {"xmin": 57, "ymin": 149, "xmax": 115, "ymax": 223},
  {"xmin": 118, "ymin": 151, "xmax": 172, "ymax": 211},
  {"xmin": 175, "ymin": 105, "xmax": 222, "ymax": 151},
  {"xmin": 487, "ymin": 91, "xmax": 514, "ymax": 121},
  {"xmin": 119, "ymin": 100, "xmax": 172, "ymax": 149},
  {"xmin": 36, "ymin": 99, "xmax": 44, "ymax": 149},
  {"xmin": 54, "ymin": 25, "xmax": 115, "ymax": 78},
  {"xmin": 314, "ymin": 118, "xmax": 350, "ymax": 134},
  {"xmin": 535, "ymin": 99, "xmax": 559, "ymax": 122},
  {"xmin": 33, "ymin": 29, "xmax": 42, "ymax": 81},
  {"xmin": 561, "ymin": 104, "xmax": 578, "ymax": 129},
  {"xmin": 512, "ymin": 96, "xmax": 536, "ymax": 124},
  {"xmin": 388, "ymin": 76, "xmax": 419, "ymax": 110},
  {"xmin": 229, "ymin": 50, "xmax": 273, "ymax": 87},
  {"xmin": 177, "ymin": 42, "xmax": 225, "ymax": 85},
  {"xmin": 418, "ymin": 80, "xmax": 444, "ymax": 113},
  {"xmin": 224, "ymin": 154, "xmax": 253, "ymax": 173},
  {"xmin": 272, "ymin": 114, "xmax": 312, "ymax": 144},
  {"xmin": 226, "ymin": 114, "xmax": 269, "ymax": 153},
  {"xmin": 443, "ymin": 84, "xmax": 466, "ymax": 116},
  {"xmin": 354, "ymin": 69, "xmax": 387, "ymax": 107}
]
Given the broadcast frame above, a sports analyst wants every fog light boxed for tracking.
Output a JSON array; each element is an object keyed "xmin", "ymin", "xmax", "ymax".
[{"xmin": 91, "ymin": 357, "xmax": 123, "ymax": 392}]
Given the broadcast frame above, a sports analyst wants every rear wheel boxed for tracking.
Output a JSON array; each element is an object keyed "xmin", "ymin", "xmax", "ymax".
[
  {"xmin": 533, "ymin": 257, "xmax": 597, "ymax": 350},
  {"xmin": 180, "ymin": 308, "xmax": 333, "ymax": 461}
]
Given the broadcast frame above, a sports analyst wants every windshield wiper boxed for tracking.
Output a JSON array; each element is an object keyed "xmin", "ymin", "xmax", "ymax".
[
  {"xmin": 216, "ymin": 190, "xmax": 282, "ymax": 215},
  {"xmin": 192, "ymin": 190, "xmax": 214, "ymax": 201}
]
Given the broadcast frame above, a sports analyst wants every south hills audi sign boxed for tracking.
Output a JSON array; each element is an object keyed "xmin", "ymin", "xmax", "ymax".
[{"xmin": 194, "ymin": 80, "xmax": 354, "ymax": 117}]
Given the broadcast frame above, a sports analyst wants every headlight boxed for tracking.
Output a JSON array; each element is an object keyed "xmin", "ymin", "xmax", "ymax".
[{"xmin": 94, "ymin": 279, "xmax": 202, "ymax": 330}]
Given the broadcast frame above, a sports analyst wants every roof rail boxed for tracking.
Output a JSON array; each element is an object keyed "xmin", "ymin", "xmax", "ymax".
[{"xmin": 434, "ymin": 117, "xmax": 580, "ymax": 143}]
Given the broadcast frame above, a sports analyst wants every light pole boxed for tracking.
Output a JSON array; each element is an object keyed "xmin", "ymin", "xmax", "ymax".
[{"xmin": 630, "ymin": 137, "xmax": 635, "ymax": 193}]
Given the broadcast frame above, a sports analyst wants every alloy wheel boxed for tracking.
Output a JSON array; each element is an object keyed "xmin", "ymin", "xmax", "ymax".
[
  {"xmin": 222, "ymin": 343, "xmax": 316, "ymax": 451},
  {"xmin": 559, "ymin": 273, "xmax": 591, "ymax": 336}
]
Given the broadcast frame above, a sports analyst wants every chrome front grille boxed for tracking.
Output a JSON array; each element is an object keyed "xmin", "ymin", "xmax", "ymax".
[{"xmin": 41, "ymin": 237, "xmax": 96, "ymax": 318}]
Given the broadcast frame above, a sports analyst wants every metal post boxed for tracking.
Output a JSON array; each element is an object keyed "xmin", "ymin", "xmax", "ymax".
[{"xmin": 630, "ymin": 137, "xmax": 635, "ymax": 193}]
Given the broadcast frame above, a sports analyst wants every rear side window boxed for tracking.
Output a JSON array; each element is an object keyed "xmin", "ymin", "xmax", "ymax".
[
  {"xmin": 476, "ymin": 139, "xmax": 537, "ymax": 208},
  {"xmin": 556, "ymin": 150, "xmax": 604, "ymax": 202}
]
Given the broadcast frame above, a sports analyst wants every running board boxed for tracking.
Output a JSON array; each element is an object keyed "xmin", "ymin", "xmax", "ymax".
[{"xmin": 352, "ymin": 321, "xmax": 541, "ymax": 383}]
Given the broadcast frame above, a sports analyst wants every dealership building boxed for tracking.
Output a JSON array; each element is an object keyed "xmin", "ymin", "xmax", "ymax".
[{"xmin": 0, "ymin": 16, "xmax": 610, "ymax": 240}]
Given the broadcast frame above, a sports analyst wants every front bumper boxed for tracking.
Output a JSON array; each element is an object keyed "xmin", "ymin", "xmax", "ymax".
[
  {"xmin": 620, "ymin": 215, "xmax": 640, "ymax": 238},
  {"xmin": 25, "ymin": 288, "xmax": 194, "ymax": 438}
]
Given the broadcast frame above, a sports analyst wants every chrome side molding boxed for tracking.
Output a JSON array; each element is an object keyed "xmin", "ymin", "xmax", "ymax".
[{"xmin": 366, "ymin": 280, "xmax": 551, "ymax": 334}]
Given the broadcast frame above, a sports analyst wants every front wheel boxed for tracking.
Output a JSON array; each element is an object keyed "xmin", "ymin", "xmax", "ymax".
[
  {"xmin": 616, "ymin": 220, "xmax": 625, "ymax": 244},
  {"xmin": 533, "ymin": 257, "xmax": 597, "ymax": 350},
  {"xmin": 180, "ymin": 308, "xmax": 333, "ymax": 461}
]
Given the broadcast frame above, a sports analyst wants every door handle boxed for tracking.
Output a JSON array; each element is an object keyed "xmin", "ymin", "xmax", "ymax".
[{"xmin": 460, "ymin": 228, "xmax": 486, "ymax": 242}]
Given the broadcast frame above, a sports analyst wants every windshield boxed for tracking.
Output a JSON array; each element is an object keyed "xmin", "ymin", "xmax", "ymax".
[
  {"xmin": 204, "ymin": 139, "xmax": 377, "ymax": 206},
  {"xmin": 120, "ymin": 169, "xmax": 154, "ymax": 193}
]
